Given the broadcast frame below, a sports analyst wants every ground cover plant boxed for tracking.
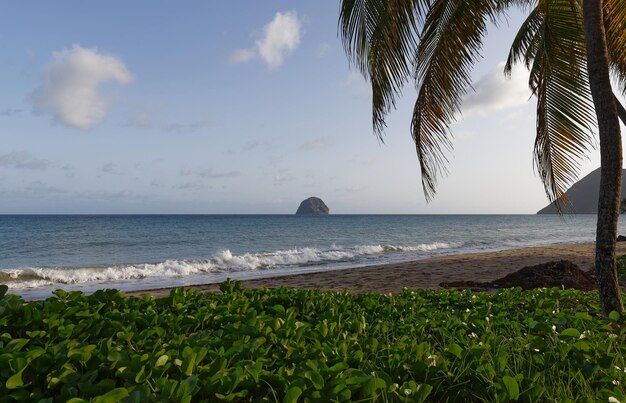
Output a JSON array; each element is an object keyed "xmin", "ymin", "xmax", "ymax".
[{"xmin": 1, "ymin": 281, "xmax": 626, "ymax": 402}]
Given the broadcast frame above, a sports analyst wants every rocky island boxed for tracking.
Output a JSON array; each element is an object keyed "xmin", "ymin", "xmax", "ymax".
[{"xmin": 296, "ymin": 197, "xmax": 329, "ymax": 215}]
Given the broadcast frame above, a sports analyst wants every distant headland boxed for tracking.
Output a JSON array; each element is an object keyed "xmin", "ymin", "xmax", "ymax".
[
  {"xmin": 537, "ymin": 168, "xmax": 626, "ymax": 214},
  {"xmin": 296, "ymin": 197, "xmax": 329, "ymax": 215}
]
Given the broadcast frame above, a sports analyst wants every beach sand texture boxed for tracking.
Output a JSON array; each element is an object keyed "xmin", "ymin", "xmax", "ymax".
[{"xmin": 126, "ymin": 242, "xmax": 626, "ymax": 298}]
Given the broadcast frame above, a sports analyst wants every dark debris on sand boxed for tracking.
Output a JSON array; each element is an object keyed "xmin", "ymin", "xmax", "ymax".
[{"xmin": 440, "ymin": 260, "xmax": 597, "ymax": 292}]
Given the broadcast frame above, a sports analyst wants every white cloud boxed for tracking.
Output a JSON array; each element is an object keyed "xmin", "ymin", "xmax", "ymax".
[
  {"xmin": 161, "ymin": 121, "xmax": 210, "ymax": 133},
  {"xmin": 230, "ymin": 49, "xmax": 256, "ymax": 64},
  {"xmin": 74, "ymin": 189, "xmax": 147, "ymax": 201},
  {"xmin": 25, "ymin": 181, "xmax": 68, "ymax": 194},
  {"xmin": 298, "ymin": 137, "xmax": 334, "ymax": 152},
  {"xmin": 257, "ymin": 12, "xmax": 301, "ymax": 68},
  {"xmin": 102, "ymin": 162, "xmax": 123, "ymax": 175},
  {"xmin": 344, "ymin": 71, "xmax": 370, "ymax": 97},
  {"xmin": 243, "ymin": 139, "xmax": 273, "ymax": 152},
  {"xmin": 127, "ymin": 111, "xmax": 152, "ymax": 128},
  {"xmin": 32, "ymin": 44, "xmax": 133, "ymax": 129},
  {"xmin": 0, "ymin": 152, "xmax": 52, "ymax": 170},
  {"xmin": 180, "ymin": 168, "xmax": 240, "ymax": 179},
  {"xmin": 126, "ymin": 111, "xmax": 211, "ymax": 133},
  {"xmin": 460, "ymin": 62, "xmax": 531, "ymax": 118},
  {"xmin": 336, "ymin": 185, "xmax": 367, "ymax": 193},
  {"xmin": 196, "ymin": 169, "xmax": 240, "ymax": 179},
  {"xmin": 273, "ymin": 174, "xmax": 295, "ymax": 186},
  {"xmin": 231, "ymin": 11, "xmax": 302, "ymax": 68},
  {"xmin": 175, "ymin": 182, "xmax": 209, "ymax": 191},
  {"xmin": 315, "ymin": 43, "xmax": 331, "ymax": 58},
  {"xmin": 0, "ymin": 108, "xmax": 23, "ymax": 116}
]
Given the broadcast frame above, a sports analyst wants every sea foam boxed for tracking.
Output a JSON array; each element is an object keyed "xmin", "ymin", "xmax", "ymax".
[{"xmin": 1, "ymin": 241, "xmax": 451, "ymax": 289}]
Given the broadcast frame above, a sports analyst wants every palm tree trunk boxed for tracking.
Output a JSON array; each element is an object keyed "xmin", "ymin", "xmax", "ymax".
[{"xmin": 583, "ymin": 0, "xmax": 624, "ymax": 315}]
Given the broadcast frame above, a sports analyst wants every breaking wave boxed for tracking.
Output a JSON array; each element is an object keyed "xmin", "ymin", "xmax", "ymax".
[{"xmin": 1, "ymin": 242, "xmax": 452, "ymax": 289}]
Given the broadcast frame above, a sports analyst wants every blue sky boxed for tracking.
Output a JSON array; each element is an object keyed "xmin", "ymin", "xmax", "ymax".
[{"xmin": 0, "ymin": 2, "xmax": 623, "ymax": 214}]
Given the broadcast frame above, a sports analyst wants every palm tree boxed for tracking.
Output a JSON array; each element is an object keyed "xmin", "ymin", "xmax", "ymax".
[{"xmin": 339, "ymin": 0, "xmax": 626, "ymax": 314}]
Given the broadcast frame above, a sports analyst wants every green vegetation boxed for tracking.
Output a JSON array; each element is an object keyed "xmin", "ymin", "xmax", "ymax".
[{"xmin": 1, "ymin": 281, "xmax": 626, "ymax": 402}]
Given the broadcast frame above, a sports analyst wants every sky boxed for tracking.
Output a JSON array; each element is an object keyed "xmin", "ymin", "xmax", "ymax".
[{"xmin": 0, "ymin": 2, "xmax": 624, "ymax": 214}]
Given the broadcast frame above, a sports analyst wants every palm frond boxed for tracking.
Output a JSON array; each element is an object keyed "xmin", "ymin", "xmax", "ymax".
[
  {"xmin": 505, "ymin": 6, "xmax": 543, "ymax": 74},
  {"xmin": 509, "ymin": 0, "xmax": 596, "ymax": 211},
  {"xmin": 339, "ymin": 0, "xmax": 428, "ymax": 137},
  {"xmin": 412, "ymin": 0, "xmax": 506, "ymax": 200},
  {"xmin": 604, "ymin": 0, "xmax": 626, "ymax": 95}
]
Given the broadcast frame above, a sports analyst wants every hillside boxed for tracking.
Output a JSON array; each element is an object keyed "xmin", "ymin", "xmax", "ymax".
[{"xmin": 537, "ymin": 168, "xmax": 626, "ymax": 214}]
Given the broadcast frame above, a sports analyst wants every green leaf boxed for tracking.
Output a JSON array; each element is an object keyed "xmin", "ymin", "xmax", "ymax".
[
  {"xmin": 559, "ymin": 328, "xmax": 581, "ymax": 339},
  {"xmin": 8, "ymin": 338, "xmax": 29, "ymax": 352},
  {"xmin": 329, "ymin": 362, "xmax": 349, "ymax": 372},
  {"xmin": 609, "ymin": 311, "xmax": 621, "ymax": 322},
  {"xmin": 6, "ymin": 370, "xmax": 25, "ymax": 389},
  {"xmin": 283, "ymin": 386, "xmax": 302, "ymax": 403},
  {"xmin": 414, "ymin": 383, "xmax": 433, "ymax": 403},
  {"xmin": 93, "ymin": 388, "xmax": 129, "ymax": 403},
  {"xmin": 134, "ymin": 365, "xmax": 147, "ymax": 383},
  {"xmin": 304, "ymin": 370, "xmax": 324, "ymax": 390},
  {"xmin": 574, "ymin": 312, "xmax": 593, "ymax": 321},
  {"xmin": 573, "ymin": 341, "xmax": 591, "ymax": 352},
  {"xmin": 345, "ymin": 376, "xmax": 370, "ymax": 385},
  {"xmin": 502, "ymin": 376, "xmax": 519, "ymax": 401},
  {"xmin": 155, "ymin": 354, "xmax": 169, "ymax": 367},
  {"xmin": 362, "ymin": 378, "xmax": 386, "ymax": 397},
  {"xmin": 107, "ymin": 349, "xmax": 123, "ymax": 362},
  {"xmin": 446, "ymin": 343, "xmax": 463, "ymax": 358}
]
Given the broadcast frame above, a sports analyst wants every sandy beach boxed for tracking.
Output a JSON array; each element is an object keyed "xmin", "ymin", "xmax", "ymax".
[{"xmin": 126, "ymin": 242, "xmax": 626, "ymax": 298}]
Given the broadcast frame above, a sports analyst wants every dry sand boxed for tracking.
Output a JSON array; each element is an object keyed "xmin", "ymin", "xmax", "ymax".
[{"xmin": 126, "ymin": 242, "xmax": 626, "ymax": 298}]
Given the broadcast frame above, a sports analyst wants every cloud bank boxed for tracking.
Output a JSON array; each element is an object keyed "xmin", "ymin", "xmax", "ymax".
[
  {"xmin": 32, "ymin": 44, "xmax": 133, "ymax": 129},
  {"xmin": 230, "ymin": 11, "xmax": 302, "ymax": 69},
  {"xmin": 460, "ymin": 62, "xmax": 531, "ymax": 118}
]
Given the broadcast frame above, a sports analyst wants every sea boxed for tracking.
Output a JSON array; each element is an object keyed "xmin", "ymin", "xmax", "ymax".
[{"xmin": 1, "ymin": 214, "xmax": 623, "ymax": 300}]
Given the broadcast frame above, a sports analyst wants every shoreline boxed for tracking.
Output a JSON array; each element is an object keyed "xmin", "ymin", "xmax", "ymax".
[{"xmin": 125, "ymin": 242, "xmax": 626, "ymax": 298}]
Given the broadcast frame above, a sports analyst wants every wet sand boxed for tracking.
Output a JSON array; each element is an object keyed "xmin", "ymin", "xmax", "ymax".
[{"xmin": 126, "ymin": 242, "xmax": 626, "ymax": 298}]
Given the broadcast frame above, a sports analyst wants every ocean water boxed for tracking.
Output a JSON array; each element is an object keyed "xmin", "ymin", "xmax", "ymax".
[{"xmin": 1, "ymin": 214, "xmax": 622, "ymax": 299}]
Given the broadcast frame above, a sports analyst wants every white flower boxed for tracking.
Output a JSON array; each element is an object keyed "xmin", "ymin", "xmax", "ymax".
[
  {"xmin": 427, "ymin": 355, "xmax": 439, "ymax": 367},
  {"xmin": 608, "ymin": 397, "xmax": 620, "ymax": 403}
]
